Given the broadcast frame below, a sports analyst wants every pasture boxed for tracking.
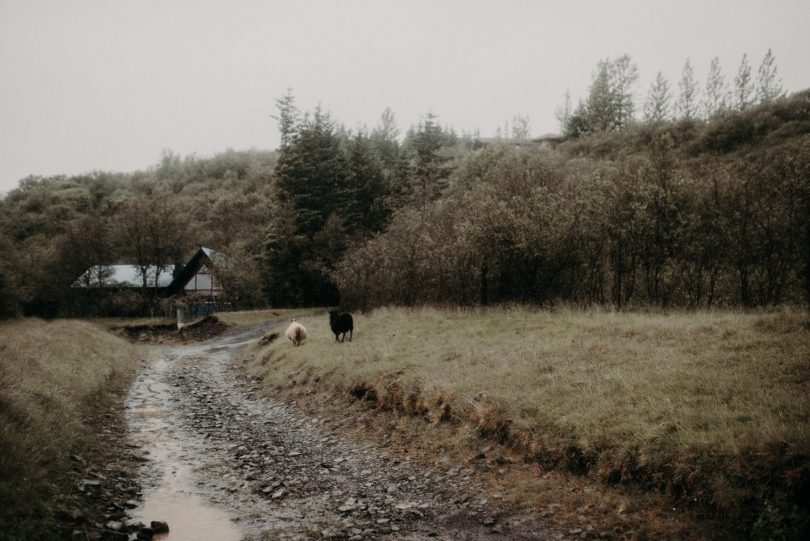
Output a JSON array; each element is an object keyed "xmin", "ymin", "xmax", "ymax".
[{"xmin": 246, "ymin": 306, "xmax": 810, "ymax": 534}]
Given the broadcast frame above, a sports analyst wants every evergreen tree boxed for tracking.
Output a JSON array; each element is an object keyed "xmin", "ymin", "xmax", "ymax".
[
  {"xmin": 610, "ymin": 54, "xmax": 639, "ymax": 128},
  {"xmin": 566, "ymin": 55, "xmax": 638, "ymax": 135},
  {"xmin": 371, "ymin": 107, "xmax": 410, "ymax": 209},
  {"xmin": 756, "ymin": 49, "xmax": 785, "ymax": 103},
  {"xmin": 676, "ymin": 58, "xmax": 699, "ymax": 119},
  {"xmin": 564, "ymin": 100, "xmax": 591, "ymax": 137},
  {"xmin": 734, "ymin": 53, "xmax": 755, "ymax": 110},
  {"xmin": 273, "ymin": 88, "xmax": 299, "ymax": 149},
  {"xmin": 643, "ymin": 71, "xmax": 672, "ymax": 122},
  {"xmin": 410, "ymin": 111, "xmax": 451, "ymax": 209},
  {"xmin": 261, "ymin": 200, "xmax": 308, "ymax": 306},
  {"xmin": 344, "ymin": 130, "xmax": 388, "ymax": 233},
  {"xmin": 274, "ymin": 106, "xmax": 350, "ymax": 235},
  {"xmin": 586, "ymin": 59, "xmax": 616, "ymax": 132},
  {"xmin": 704, "ymin": 57, "xmax": 729, "ymax": 118}
]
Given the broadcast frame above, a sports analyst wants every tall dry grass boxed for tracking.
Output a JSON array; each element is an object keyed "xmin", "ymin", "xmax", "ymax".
[
  {"xmin": 246, "ymin": 306, "xmax": 810, "ymax": 534},
  {"xmin": 0, "ymin": 319, "xmax": 136, "ymax": 539}
]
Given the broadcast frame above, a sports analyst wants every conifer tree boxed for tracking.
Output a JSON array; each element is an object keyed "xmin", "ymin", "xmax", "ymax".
[
  {"xmin": 643, "ymin": 71, "xmax": 672, "ymax": 122},
  {"xmin": 704, "ymin": 57, "xmax": 729, "ymax": 117},
  {"xmin": 272, "ymin": 88, "xmax": 299, "ymax": 149},
  {"xmin": 344, "ymin": 130, "xmax": 388, "ymax": 233},
  {"xmin": 676, "ymin": 58, "xmax": 699, "ymax": 119},
  {"xmin": 610, "ymin": 54, "xmax": 639, "ymax": 128},
  {"xmin": 756, "ymin": 49, "xmax": 785, "ymax": 103},
  {"xmin": 586, "ymin": 60, "xmax": 616, "ymax": 132},
  {"xmin": 410, "ymin": 111, "xmax": 450, "ymax": 209},
  {"xmin": 734, "ymin": 53, "xmax": 755, "ymax": 110},
  {"xmin": 274, "ymin": 106, "xmax": 350, "ymax": 235}
]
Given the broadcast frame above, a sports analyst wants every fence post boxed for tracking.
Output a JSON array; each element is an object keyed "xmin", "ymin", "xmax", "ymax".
[{"xmin": 177, "ymin": 308, "xmax": 186, "ymax": 330}]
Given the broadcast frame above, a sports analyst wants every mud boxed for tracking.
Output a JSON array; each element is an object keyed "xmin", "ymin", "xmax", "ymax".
[
  {"xmin": 117, "ymin": 315, "xmax": 228, "ymax": 344},
  {"xmin": 124, "ymin": 323, "xmax": 559, "ymax": 540}
]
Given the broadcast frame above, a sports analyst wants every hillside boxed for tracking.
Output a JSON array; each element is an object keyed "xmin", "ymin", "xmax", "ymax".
[{"xmin": 1, "ymin": 92, "xmax": 809, "ymax": 317}]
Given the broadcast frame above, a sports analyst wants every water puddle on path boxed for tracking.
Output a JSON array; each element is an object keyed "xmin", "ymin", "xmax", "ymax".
[{"xmin": 127, "ymin": 356, "xmax": 242, "ymax": 541}]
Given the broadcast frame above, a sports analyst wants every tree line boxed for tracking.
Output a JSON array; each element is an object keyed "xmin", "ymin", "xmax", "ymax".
[
  {"xmin": 0, "ymin": 60, "xmax": 807, "ymax": 317},
  {"xmin": 561, "ymin": 50, "xmax": 786, "ymax": 136},
  {"xmin": 0, "ymin": 96, "xmax": 472, "ymax": 316}
]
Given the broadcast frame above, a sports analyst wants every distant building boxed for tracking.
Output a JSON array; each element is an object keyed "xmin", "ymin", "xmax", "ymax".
[
  {"xmin": 532, "ymin": 132, "xmax": 567, "ymax": 148},
  {"xmin": 472, "ymin": 133, "xmax": 567, "ymax": 151},
  {"xmin": 73, "ymin": 246, "xmax": 225, "ymax": 299},
  {"xmin": 165, "ymin": 247, "xmax": 225, "ymax": 298},
  {"xmin": 70, "ymin": 246, "xmax": 227, "ymax": 317}
]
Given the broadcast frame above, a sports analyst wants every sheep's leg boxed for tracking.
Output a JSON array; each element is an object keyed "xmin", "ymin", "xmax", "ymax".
[{"xmin": 348, "ymin": 329, "xmax": 352, "ymax": 342}]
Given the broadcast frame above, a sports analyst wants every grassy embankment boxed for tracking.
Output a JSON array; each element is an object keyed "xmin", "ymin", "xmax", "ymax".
[
  {"xmin": 0, "ymin": 319, "xmax": 137, "ymax": 539},
  {"xmin": 244, "ymin": 307, "xmax": 810, "ymax": 537}
]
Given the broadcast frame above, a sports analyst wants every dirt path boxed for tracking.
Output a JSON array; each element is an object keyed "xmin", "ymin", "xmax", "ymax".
[{"xmin": 125, "ymin": 323, "xmax": 556, "ymax": 541}]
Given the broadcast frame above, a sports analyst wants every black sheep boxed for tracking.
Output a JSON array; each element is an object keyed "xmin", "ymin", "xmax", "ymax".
[{"xmin": 329, "ymin": 311, "xmax": 353, "ymax": 343}]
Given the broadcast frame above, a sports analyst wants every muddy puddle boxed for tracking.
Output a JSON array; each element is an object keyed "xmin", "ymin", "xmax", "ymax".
[{"xmin": 127, "ymin": 354, "xmax": 243, "ymax": 541}]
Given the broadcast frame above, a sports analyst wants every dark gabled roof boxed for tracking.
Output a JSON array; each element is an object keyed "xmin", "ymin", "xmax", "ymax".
[
  {"xmin": 165, "ymin": 247, "xmax": 225, "ymax": 296},
  {"xmin": 472, "ymin": 134, "xmax": 568, "ymax": 149}
]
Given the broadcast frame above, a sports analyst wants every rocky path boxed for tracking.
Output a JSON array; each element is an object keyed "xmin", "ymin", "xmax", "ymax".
[{"xmin": 126, "ymin": 323, "xmax": 556, "ymax": 541}]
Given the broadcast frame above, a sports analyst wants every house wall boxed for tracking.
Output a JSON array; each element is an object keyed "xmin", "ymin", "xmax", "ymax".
[{"xmin": 184, "ymin": 265, "xmax": 223, "ymax": 297}]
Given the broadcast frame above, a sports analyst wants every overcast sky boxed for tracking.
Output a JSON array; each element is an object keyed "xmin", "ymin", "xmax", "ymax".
[{"xmin": 1, "ymin": 0, "xmax": 809, "ymax": 192}]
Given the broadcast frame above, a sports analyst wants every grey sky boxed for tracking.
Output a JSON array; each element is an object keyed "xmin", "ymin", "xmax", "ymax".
[{"xmin": 1, "ymin": 0, "xmax": 808, "ymax": 192}]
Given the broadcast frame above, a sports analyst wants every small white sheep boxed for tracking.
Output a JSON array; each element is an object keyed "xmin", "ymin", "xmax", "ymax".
[{"xmin": 285, "ymin": 319, "xmax": 307, "ymax": 346}]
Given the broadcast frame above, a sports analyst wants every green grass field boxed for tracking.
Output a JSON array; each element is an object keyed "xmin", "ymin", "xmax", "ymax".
[
  {"xmin": 0, "ymin": 319, "xmax": 137, "ymax": 539},
  {"xmin": 246, "ymin": 306, "xmax": 810, "ymax": 535}
]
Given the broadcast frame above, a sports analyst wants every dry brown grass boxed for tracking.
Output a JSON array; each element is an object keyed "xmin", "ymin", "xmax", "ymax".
[
  {"xmin": 244, "ymin": 306, "xmax": 810, "ymax": 537},
  {"xmin": 0, "ymin": 318, "xmax": 137, "ymax": 539}
]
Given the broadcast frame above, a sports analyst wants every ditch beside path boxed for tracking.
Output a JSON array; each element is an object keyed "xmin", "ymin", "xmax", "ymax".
[{"xmin": 126, "ymin": 322, "xmax": 560, "ymax": 541}]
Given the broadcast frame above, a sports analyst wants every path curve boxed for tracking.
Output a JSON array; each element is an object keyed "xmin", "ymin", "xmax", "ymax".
[{"xmin": 126, "ymin": 322, "xmax": 554, "ymax": 540}]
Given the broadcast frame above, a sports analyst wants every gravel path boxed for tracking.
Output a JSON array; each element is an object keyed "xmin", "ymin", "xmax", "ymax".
[{"xmin": 126, "ymin": 323, "xmax": 555, "ymax": 541}]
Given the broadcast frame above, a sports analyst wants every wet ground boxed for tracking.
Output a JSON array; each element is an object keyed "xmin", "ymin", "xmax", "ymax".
[{"xmin": 125, "ymin": 322, "xmax": 557, "ymax": 541}]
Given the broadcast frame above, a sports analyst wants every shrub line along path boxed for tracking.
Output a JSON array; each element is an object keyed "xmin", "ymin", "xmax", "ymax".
[{"xmin": 125, "ymin": 320, "xmax": 557, "ymax": 540}]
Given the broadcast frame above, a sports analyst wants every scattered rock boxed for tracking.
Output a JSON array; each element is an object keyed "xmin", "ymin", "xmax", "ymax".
[{"xmin": 105, "ymin": 520, "xmax": 124, "ymax": 531}]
